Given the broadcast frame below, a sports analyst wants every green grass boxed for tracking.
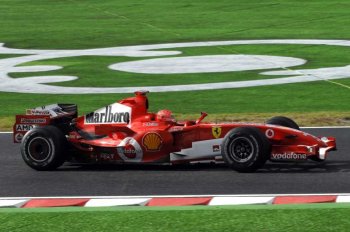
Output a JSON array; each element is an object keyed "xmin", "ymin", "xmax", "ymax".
[
  {"xmin": 2, "ymin": 82, "xmax": 349, "ymax": 116},
  {"xmin": 0, "ymin": 0, "xmax": 350, "ymax": 129},
  {"xmin": 1, "ymin": 203, "xmax": 350, "ymax": 232},
  {"xmin": 1, "ymin": 77, "xmax": 349, "ymax": 130},
  {"xmin": 1, "ymin": 0, "xmax": 350, "ymax": 48}
]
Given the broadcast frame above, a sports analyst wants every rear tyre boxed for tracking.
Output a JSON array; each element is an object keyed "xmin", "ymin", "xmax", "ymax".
[
  {"xmin": 21, "ymin": 126, "xmax": 67, "ymax": 171},
  {"xmin": 222, "ymin": 127, "xmax": 271, "ymax": 172},
  {"xmin": 266, "ymin": 116, "xmax": 300, "ymax": 130}
]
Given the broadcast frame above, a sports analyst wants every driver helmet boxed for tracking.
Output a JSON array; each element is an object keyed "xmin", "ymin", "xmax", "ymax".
[{"xmin": 156, "ymin": 109, "xmax": 175, "ymax": 122}]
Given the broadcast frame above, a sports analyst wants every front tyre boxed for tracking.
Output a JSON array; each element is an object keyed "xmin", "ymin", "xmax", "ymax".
[
  {"xmin": 222, "ymin": 127, "xmax": 271, "ymax": 172},
  {"xmin": 21, "ymin": 126, "xmax": 67, "ymax": 171},
  {"xmin": 266, "ymin": 116, "xmax": 300, "ymax": 130}
]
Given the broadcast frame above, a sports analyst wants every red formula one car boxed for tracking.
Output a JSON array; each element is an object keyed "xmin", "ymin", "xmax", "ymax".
[{"xmin": 13, "ymin": 91, "xmax": 336, "ymax": 172}]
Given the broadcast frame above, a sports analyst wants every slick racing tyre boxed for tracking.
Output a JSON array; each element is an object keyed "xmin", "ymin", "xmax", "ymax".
[
  {"xmin": 222, "ymin": 127, "xmax": 271, "ymax": 172},
  {"xmin": 266, "ymin": 116, "xmax": 300, "ymax": 130},
  {"xmin": 21, "ymin": 126, "xmax": 67, "ymax": 171}
]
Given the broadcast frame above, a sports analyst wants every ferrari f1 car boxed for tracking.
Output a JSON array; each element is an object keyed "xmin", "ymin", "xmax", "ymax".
[{"xmin": 13, "ymin": 91, "xmax": 336, "ymax": 172}]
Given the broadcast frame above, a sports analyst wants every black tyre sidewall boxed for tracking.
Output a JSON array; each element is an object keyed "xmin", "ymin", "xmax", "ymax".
[
  {"xmin": 21, "ymin": 126, "xmax": 66, "ymax": 170},
  {"xmin": 222, "ymin": 127, "xmax": 270, "ymax": 172},
  {"xmin": 266, "ymin": 116, "xmax": 300, "ymax": 130}
]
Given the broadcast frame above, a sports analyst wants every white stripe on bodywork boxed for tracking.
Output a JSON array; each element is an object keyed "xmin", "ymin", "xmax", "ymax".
[{"xmin": 170, "ymin": 139, "xmax": 223, "ymax": 161}]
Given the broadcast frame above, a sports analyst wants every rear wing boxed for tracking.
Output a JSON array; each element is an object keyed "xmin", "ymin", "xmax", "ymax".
[
  {"xmin": 13, "ymin": 104, "xmax": 77, "ymax": 143},
  {"xmin": 13, "ymin": 115, "xmax": 50, "ymax": 143}
]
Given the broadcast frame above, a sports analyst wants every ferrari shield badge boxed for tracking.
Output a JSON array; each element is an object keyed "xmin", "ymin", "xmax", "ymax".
[{"xmin": 212, "ymin": 126, "xmax": 222, "ymax": 139}]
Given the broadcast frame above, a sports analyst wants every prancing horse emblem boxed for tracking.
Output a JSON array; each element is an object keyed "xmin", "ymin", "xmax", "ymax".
[{"xmin": 212, "ymin": 126, "xmax": 222, "ymax": 139}]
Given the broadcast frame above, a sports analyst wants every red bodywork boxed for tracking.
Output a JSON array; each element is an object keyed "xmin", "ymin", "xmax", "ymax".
[{"xmin": 14, "ymin": 91, "xmax": 336, "ymax": 164}]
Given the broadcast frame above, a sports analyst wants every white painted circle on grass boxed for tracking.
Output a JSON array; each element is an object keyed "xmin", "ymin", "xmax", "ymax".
[
  {"xmin": 110, "ymin": 55, "xmax": 306, "ymax": 74},
  {"xmin": 1, "ymin": 39, "xmax": 350, "ymax": 93}
]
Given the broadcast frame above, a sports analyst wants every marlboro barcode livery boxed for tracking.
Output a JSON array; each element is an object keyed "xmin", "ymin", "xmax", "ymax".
[{"xmin": 14, "ymin": 91, "xmax": 336, "ymax": 172}]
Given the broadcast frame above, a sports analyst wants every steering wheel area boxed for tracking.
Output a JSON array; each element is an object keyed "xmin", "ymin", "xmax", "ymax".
[{"xmin": 180, "ymin": 112, "xmax": 208, "ymax": 127}]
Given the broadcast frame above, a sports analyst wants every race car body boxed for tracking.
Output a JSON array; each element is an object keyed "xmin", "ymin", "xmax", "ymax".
[{"xmin": 14, "ymin": 91, "xmax": 336, "ymax": 172}]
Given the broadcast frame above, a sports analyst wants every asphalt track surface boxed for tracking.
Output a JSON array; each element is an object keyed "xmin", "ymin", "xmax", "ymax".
[{"xmin": 0, "ymin": 128, "xmax": 349, "ymax": 197}]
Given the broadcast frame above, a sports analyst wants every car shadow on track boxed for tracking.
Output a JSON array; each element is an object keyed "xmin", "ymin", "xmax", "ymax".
[
  {"xmin": 55, "ymin": 160, "xmax": 350, "ymax": 173},
  {"xmin": 57, "ymin": 162, "xmax": 228, "ymax": 172},
  {"xmin": 258, "ymin": 160, "xmax": 350, "ymax": 173}
]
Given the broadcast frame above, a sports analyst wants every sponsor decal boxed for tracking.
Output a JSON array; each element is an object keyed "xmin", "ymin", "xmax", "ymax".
[
  {"xmin": 213, "ymin": 145, "xmax": 220, "ymax": 152},
  {"xmin": 117, "ymin": 144, "xmax": 138, "ymax": 159},
  {"xmin": 25, "ymin": 104, "xmax": 67, "ymax": 117},
  {"xmin": 143, "ymin": 122, "xmax": 159, "ymax": 127},
  {"xmin": 142, "ymin": 132, "xmax": 162, "ymax": 151},
  {"xmin": 85, "ymin": 103, "xmax": 131, "ymax": 124},
  {"xmin": 168, "ymin": 126, "xmax": 183, "ymax": 132},
  {"xmin": 15, "ymin": 124, "xmax": 35, "ymax": 132},
  {"xmin": 68, "ymin": 133, "xmax": 81, "ymax": 140},
  {"xmin": 265, "ymin": 129, "xmax": 275, "ymax": 138},
  {"xmin": 117, "ymin": 137, "xmax": 143, "ymax": 162},
  {"xmin": 14, "ymin": 133, "xmax": 24, "ymax": 143},
  {"xmin": 20, "ymin": 118, "xmax": 47, "ymax": 124},
  {"xmin": 26, "ymin": 109, "xmax": 50, "ymax": 115},
  {"xmin": 99, "ymin": 153, "xmax": 115, "ymax": 160},
  {"xmin": 212, "ymin": 126, "xmax": 222, "ymax": 139},
  {"xmin": 271, "ymin": 152, "xmax": 307, "ymax": 160}
]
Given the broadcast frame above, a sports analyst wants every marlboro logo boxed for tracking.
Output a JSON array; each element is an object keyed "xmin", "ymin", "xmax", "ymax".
[{"xmin": 85, "ymin": 103, "xmax": 131, "ymax": 124}]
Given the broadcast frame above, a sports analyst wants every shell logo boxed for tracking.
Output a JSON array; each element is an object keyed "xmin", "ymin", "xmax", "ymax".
[{"xmin": 142, "ymin": 132, "xmax": 162, "ymax": 151}]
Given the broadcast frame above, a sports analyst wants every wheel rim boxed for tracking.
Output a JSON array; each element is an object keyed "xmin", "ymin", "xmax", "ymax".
[
  {"xmin": 228, "ymin": 136, "xmax": 255, "ymax": 163},
  {"xmin": 27, "ymin": 137, "xmax": 52, "ymax": 162}
]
